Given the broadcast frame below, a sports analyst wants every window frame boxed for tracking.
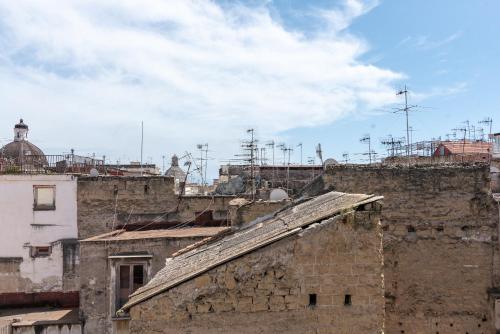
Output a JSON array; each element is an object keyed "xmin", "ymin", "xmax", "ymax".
[
  {"xmin": 33, "ymin": 185, "xmax": 56, "ymax": 211},
  {"xmin": 113, "ymin": 260, "xmax": 149, "ymax": 314},
  {"xmin": 30, "ymin": 246, "xmax": 52, "ymax": 258}
]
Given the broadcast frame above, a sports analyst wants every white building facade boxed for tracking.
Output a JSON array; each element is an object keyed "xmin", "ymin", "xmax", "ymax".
[{"xmin": 0, "ymin": 174, "xmax": 78, "ymax": 293}]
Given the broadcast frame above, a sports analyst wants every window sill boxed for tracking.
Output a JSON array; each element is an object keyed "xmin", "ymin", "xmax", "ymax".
[
  {"xmin": 33, "ymin": 207, "xmax": 56, "ymax": 211},
  {"xmin": 111, "ymin": 316, "xmax": 130, "ymax": 321}
]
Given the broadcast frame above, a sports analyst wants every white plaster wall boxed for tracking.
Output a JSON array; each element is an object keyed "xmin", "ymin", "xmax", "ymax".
[
  {"xmin": 0, "ymin": 175, "xmax": 77, "ymax": 291},
  {"xmin": 13, "ymin": 324, "xmax": 82, "ymax": 334}
]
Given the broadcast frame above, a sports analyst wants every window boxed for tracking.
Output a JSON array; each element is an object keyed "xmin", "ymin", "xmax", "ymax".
[
  {"xmin": 344, "ymin": 294, "xmax": 352, "ymax": 306},
  {"xmin": 33, "ymin": 186, "xmax": 56, "ymax": 210},
  {"xmin": 308, "ymin": 294, "xmax": 317, "ymax": 308},
  {"xmin": 31, "ymin": 246, "xmax": 52, "ymax": 257},
  {"xmin": 116, "ymin": 264, "xmax": 146, "ymax": 310}
]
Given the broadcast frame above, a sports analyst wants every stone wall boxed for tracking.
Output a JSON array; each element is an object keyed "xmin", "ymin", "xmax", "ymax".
[
  {"xmin": 318, "ymin": 164, "xmax": 500, "ymax": 333},
  {"xmin": 228, "ymin": 199, "xmax": 289, "ymax": 229},
  {"xmin": 77, "ymin": 177, "xmax": 233, "ymax": 239},
  {"xmin": 128, "ymin": 208, "xmax": 384, "ymax": 334},
  {"xmin": 79, "ymin": 236, "xmax": 210, "ymax": 334}
]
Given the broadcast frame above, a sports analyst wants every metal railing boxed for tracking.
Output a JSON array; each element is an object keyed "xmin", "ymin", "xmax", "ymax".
[{"xmin": 0, "ymin": 154, "xmax": 105, "ymax": 175}]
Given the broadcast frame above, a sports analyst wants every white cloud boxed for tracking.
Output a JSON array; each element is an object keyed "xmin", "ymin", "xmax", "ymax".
[
  {"xmin": 411, "ymin": 82, "xmax": 467, "ymax": 101},
  {"xmin": 398, "ymin": 31, "xmax": 462, "ymax": 51},
  {"xmin": 0, "ymin": 0, "xmax": 401, "ymax": 168}
]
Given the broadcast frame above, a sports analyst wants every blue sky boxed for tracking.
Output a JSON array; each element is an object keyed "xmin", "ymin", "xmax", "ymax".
[
  {"xmin": 279, "ymin": 0, "xmax": 500, "ymax": 163},
  {"xmin": 0, "ymin": 0, "xmax": 498, "ymax": 178}
]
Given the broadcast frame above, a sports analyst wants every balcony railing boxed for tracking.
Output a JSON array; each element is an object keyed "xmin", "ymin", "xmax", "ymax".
[{"xmin": 0, "ymin": 154, "xmax": 105, "ymax": 174}]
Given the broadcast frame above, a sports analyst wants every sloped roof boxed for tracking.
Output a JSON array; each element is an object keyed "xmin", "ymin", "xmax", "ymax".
[
  {"xmin": 436, "ymin": 141, "xmax": 492, "ymax": 155},
  {"xmin": 120, "ymin": 191, "xmax": 382, "ymax": 311}
]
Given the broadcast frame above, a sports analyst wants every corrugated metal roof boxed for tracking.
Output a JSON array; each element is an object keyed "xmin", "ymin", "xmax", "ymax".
[
  {"xmin": 81, "ymin": 227, "xmax": 229, "ymax": 242},
  {"xmin": 120, "ymin": 191, "xmax": 382, "ymax": 312}
]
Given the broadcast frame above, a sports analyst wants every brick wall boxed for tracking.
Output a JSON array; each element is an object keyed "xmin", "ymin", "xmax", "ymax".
[
  {"xmin": 128, "ymin": 208, "xmax": 384, "ymax": 334},
  {"xmin": 320, "ymin": 164, "xmax": 500, "ymax": 333}
]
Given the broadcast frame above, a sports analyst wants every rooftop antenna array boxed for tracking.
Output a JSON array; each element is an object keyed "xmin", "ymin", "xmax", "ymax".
[
  {"xmin": 395, "ymin": 85, "xmax": 418, "ymax": 159},
  {"xmin": 452, "ymin": 126, "xmax": 467, "ymax": 161},
  {"xmin": 380, "ymin": 135, "xmax": 404, "ymax": 157},
  {"xmin": 342, "ymin": 152, "xmax": 349, "ymax": 164},
  {"xmin": 479, "ymin": 117, "xmax": 493, "ymax": 142},
  {"xmin": 140, "ymin": 121, "xmax": 144, "ymax": 176},
  {"xmin": 297, "ymin": 143, "xmax": 303, "ymax": 165},
  {"xmin": 265, "ymin": 140, "xmax": 276, "ymax": 187},
  {"xmin": 196, "ymin": 143, "xmax": 209, "ymax": 192},
  {"xmin": 360, "ymin": 134, "xmax": 373, "ymax": 164},
  {"xmin": 234, "ymin": 129, "xmax": 258, "ymax": 200}
]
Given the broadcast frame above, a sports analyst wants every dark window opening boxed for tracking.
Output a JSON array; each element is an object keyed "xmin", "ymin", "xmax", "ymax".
[
  {"xmin": 436, "ymin": 226, "xmax": 444, "ymax": 232},
  {"xmin": 144, "ymin": 184, "xmax": 149, "ymax": 194},
  {"xmin": 308, "ymin": 294, "xmax": 317, "ymax": 307},
  {"xmin": 133, "ymin": 265, "xmax": 144, "ymax": 290},
  {"xmin": 407, "ymin": 226, "xmax": 416, "ymax": 233},
  {"xmin": 117, "ymin": 264, "xmax": 146, "ymax": 311},
  {"xmin": 31, "ymin": 246, "xmax": 52, "ymax": 257},
  {"xmin": 344, "ymin": 294, "xmax": 352, "ymax": 306}
]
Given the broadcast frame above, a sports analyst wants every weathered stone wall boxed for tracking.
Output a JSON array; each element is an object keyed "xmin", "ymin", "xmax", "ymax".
[
  {"xmin": 77, "ymin": 177, "xmax": 177, "ymax": 239},
  {"xmin": 77, "ymin": 177, "xmax": 233, "ymax": 239},
  {"xmin": 128, "ymin": 208, "xmax": 384, "ymax": 334},
  {"xmin": 491, "ymin": 159, "xmax": 500, "ymax": 192},
  {"xmin": 228, "ymin": 199, "xmax": 289, "ymax": 229},
  {"xmin": 319, "ymin": 164, "xmax": 500, "ymax": 333},
  {"xmin": 79, "ymin": 236, "xmax": 209, "ymax": 334}
]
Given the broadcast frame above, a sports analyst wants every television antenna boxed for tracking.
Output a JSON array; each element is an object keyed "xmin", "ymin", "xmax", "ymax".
[{"xmin": 360, "ymin": 134, "xmax": 372, "ymax": 164}]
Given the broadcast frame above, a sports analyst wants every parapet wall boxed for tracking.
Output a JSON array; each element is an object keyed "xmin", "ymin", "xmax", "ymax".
[{"xmin": 321, "ymin": 163, "xmax": 499, "ymax": 333}]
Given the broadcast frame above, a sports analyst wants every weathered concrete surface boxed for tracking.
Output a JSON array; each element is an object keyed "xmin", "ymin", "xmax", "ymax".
[
  {"xmin": 0, "ymin": 175, "xmax": 78, "ymax": 295},
  {"xmin": 228, "ymin": 198, "xmax": 288, "ymax": 229},
  {"xmin": 77, "ymin": 177, "xmax": 234, "ymax": 239},
  {"xmin": 79, "ymin": 235, "xmax": 216, "ymax": 334},
  {"xmin": 128, "ymin": 208, "xmax": 384, "ymax": 334},
  {"xmin": 317, "ymin": 164, "xmax": 500, "ymax": 333}
]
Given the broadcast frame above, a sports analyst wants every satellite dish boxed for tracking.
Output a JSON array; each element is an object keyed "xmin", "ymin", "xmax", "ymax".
[
  {"xmin": 270, "ymin": 188, "xmax": 288, "ymax": 201},
  {"xmin": 89, "ymin": 168, "xmax": 99, "ymax": 177}
]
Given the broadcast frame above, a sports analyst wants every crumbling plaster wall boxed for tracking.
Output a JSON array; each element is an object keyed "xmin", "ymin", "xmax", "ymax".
[
  {"xmin": 319, "ymin": 164, "xmax": 499, "ymax": 333},
  {"xmin": 77, "ymin": 177, "xmax": 232, "ymax": 239},
  {"xmin": 0, "ymin": 175, "xmax": 78, "ymax": 295},
  {"xmin": 79, "ymin": 237, "xmax": 208, "ymax": 334},
  {"xmin": 128, "ymin": 209, "xmax": 384, "ymax": 334}
]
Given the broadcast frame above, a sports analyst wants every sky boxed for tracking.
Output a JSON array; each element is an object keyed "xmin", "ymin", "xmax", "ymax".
[{"xmin": 0, "ymin": 0, "xmax": 498, "ymax": 181}]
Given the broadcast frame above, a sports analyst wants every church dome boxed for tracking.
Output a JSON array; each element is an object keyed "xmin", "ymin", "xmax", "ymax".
[
  {"xmin": 165, "ymin": 154, "xmax": 186, "ymax": 181},
  {"xmin": 0, "ymin": 119, "xmax": 47, "ymax": 165}
]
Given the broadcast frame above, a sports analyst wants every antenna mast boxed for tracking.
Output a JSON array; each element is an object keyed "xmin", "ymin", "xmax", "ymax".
[
  {"xmin": 396, "ymin": 85, "xmax": 418, "ymax": 159},
  {"xmin": 360, "ymin": 134, "xmax": 372, "ymax": 164},
  {"xmin": 140, "ymin": 121, "xmax": 144, "ymax": 176}
]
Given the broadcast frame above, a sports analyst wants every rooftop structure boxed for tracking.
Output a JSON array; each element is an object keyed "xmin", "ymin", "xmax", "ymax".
[
  {"xmin": 433, "ymin": 140, "xmax": 492, "ymax": 156},
  {"xmin": 0, "ymin": 119, "xmax": 104, "ymax": 174},
  {"xmin": 121, "ymin": 191, "xmax": 382, "ymax": 311},
  {"xmin": 164, "ymin": 154, "xmax": 186, "ymax": 181},
  {"xmin": 0, "ymin": 119, "xmax": 47, "ymax": 167}
]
